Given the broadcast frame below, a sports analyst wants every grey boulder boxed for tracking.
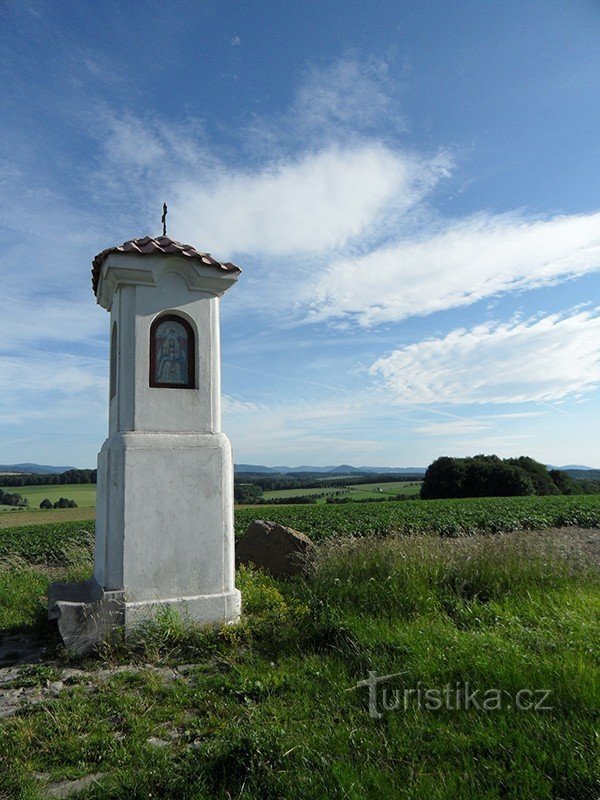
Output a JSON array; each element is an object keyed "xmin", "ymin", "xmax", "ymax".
[{"xmin": 236, "ymin": 519, "xmax": 312, "ymax": 578}]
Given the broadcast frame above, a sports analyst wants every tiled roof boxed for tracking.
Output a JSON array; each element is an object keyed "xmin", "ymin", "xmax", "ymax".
[{"xmin": 91, "ymin": 235, "xmax": 241, "ymax": 295}]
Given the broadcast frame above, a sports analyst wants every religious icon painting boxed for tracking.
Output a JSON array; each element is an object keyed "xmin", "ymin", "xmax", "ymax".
[{"xmin": 150, "ymin": 314, "xmax": 195, "ymax": 388}]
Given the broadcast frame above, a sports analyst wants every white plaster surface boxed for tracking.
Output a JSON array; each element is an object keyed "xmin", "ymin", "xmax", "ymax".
[
  {"xmin": 51, "ymin": 251, "xmax": 241, "ymax": 647},
  {"xmin": 94, "ymin": 432, "xmax": 237, "ymax": 604},
  {"xmin": 123, "ymin": 589, "xmax": 241, "ymax": 631}
]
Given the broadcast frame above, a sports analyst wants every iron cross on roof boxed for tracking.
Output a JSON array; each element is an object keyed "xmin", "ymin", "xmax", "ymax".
[{"xmin": 161, "ymin": 202, "xmax": 168, "ymax": 237}]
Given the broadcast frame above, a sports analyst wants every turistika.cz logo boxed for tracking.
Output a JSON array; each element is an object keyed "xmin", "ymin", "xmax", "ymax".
[{"xmin": 352, "ymin": 671, "xmax": 553, "ymax": 719}]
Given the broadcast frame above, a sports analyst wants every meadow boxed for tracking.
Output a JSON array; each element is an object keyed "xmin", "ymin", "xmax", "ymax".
[
  {"xmin": 0, "ymin": 480, "xmax": 423, "ymax": 515},
  {"xmin": 0, "ymin": 494, "xmax": 599, "ymax": 798},
  {"xmin": 262, "ymin": 480, "xmax": 422, "ymax": 502},
  {"xmin": 0, "ymin": 483, "xmax": 97, "ymax": 509}
]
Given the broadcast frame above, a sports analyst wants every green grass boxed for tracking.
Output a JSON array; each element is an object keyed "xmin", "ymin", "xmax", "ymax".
[
  {"xmin": 0, "ymin": 483, "xmax": 97, "ymax": 510},
  {"xmin": 0, "ymin": 533, "xmax": 598, "ymax": 799},
  {"xmin": 262, "ymin": 480, "xmax": 422, "ymax": 502}
]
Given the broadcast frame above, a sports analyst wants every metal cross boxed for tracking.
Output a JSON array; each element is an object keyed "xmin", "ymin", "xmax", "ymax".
[{"xmin": 161, "ymin": 202, "xmax": 168, "ymax": 237}]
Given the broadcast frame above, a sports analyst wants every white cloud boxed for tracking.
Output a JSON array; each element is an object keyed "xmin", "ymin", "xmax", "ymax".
[
  {"xmin": 371, "ymin": 310, "xmax": 600, "ymax": 405},
  {"xmin": 87, "ymin": 57, "xmax": 450, "ymax": 261},
  {"xmin": 171, "ymin": 144, "xmax": 448, "ymax": 257},
  {"xmin": 291, "ymin": 56, "xmax": 404, "ymax": 135},
  {"xmin": 0, "ymin": 292, "xmax": 106, "ymax": 348},
  {"xmin": 0, "ymin": 349, "xmax": 107, "ymax": 451},
  {"xmin": 415, "ymin": 420, "xmax": 492, "ymax": 436},
  {"xmin": 310, "ymin": 211, "xmax": 600, "ymax": 325},
  {"xmin": 0, "ymin": 351, "xmax": 106, "ymax": 396},
  {"xmin": 221, "ymin": 395, "xmax": 261, "ymax": 414}
]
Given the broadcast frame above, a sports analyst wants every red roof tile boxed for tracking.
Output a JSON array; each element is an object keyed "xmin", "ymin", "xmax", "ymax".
[{"xmin": 92, "ymin": 235, "xmax": 241, "ymax": 295}]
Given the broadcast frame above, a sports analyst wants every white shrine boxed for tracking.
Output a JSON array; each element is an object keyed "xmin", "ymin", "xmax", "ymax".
[{"xmin": 48, "ymin": 233, "xmax": 242, "ymax": 652}]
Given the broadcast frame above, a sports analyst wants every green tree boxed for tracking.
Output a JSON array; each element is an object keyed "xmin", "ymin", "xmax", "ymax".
[
  {"xmin": 234, "ymin": 483, "xmax": 264, "ymax": 504},
  {"xmin": 549, "ymin": 469, "xmax": 582, "ymax": 495}
]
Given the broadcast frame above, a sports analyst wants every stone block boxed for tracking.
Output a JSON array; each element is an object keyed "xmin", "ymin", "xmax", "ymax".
[{"xmin": 236, "ymin": 519, "xmax": 313, "ymax": 578}]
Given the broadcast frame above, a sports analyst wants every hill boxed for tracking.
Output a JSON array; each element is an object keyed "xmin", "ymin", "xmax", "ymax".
[
  {"xmin": 234, "ymin": 463, "xmax": 426, "ymax": 475},
  {"xmin": 0, "ymin": 463, "xmax": 76, "ymax": 475}
]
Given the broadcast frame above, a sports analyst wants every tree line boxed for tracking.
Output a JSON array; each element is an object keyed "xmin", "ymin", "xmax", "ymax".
[
  {"xmin": 234, "ymin": 472, "xmax": 421, "ymax": 492},
  {"xmin": 0, "ymin": 469, "xmax": 97, "ymax": 487},
  {"xmin": 420, "ymin": 455, "xmax": 598, "ymax": 499}
]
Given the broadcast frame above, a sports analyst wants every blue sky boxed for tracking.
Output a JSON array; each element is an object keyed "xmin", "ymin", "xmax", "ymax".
[{"xmin": 1, "ymin": 0, "xmax": 600, "ymax": 469}]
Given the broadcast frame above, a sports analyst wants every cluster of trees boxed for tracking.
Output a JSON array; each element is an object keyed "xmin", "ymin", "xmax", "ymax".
[
  {"xmin": 1, "ymin": 469, "xmax": 96, "ymax": 487},
  {"xmin": 234, "ymin": 472, "xmax": 421, "ymax": 492},
  {"xmin": 0, "ymin": 488, "xmax": 27, "ymax": 507},
  {"xmin": 234, "ymin": 483, "xmax": 264, "ymax": 504},
  {"xmin": 421, "ymin": 455, "xmax": 587, "ymax": 499},
  {"xmin": 234, "ymin": 483, "xmax": 320, "ymax": 505},
  {"xmin": 325, "ymin": 495, "xmax": 413, "ymax": 504},
  {"xmin": 261, "ymin": 496, "xmax": 317, "ymax": 505},
  {"xmin": 39, "ymin": 497, "xmax": 78, "ymax": 509}
]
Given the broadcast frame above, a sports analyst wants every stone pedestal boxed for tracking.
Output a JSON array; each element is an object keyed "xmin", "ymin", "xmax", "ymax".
[{"xmin": 48, "ymin": 237, "xmax": 242, "ymax": 654}]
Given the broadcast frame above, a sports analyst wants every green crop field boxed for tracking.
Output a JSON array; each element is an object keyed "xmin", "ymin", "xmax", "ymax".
[
  {"xmin": 237, "ymin": 493, "xmax": 600, "ymax": 538},
  {"xmin": 1, "ymin": 494, "xmax": 599, "ymax": 564},
  {"xmin": 262, "ymin": 480, "xmax": 422, "ymax": 502},
  {"xmin": 0, "ymin": 483, "xmax": 97, "ymax": 510}
]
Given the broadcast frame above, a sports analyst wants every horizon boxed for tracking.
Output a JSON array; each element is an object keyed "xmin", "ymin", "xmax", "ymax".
[
  {"xmin": 1, "ymin": 459, "xmax": 598, "ymax": 474},
  {"xmin": 2, "ymin": 1, "xmax": 600, "ymax": 468}
]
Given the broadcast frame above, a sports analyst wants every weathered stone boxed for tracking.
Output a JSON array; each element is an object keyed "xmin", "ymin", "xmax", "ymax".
[
  {"xmin": 147, "ymin": 736, "xmax": 170, "ymax": 748},
  {"xmin": 47, "ymin": 577, "xmax": 125, "ymax": 656},
  {"xmin": 0, "ymin": 679, "xmax": 58, "ymax": 718},
  {"xmin": 0, "ymin": 667, "xmax": 22, "ymax": 687},
  {"xmin": 43, "ymin": 773, "xmax": 105, "ymax": 798},
  {"xmin": 236, "ymin": 519, "xmax": 313, "ymax": 578},
  {"xmin": 175, "ymin": 663, "xmax": 199, "ymax": 675},
  {"xmin": 59, "ymin": 668, "xmax": 85, "ymax": 684}
]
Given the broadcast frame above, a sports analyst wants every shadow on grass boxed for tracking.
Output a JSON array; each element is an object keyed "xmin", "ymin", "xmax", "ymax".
[{"xmin": 0, "ymin": 617, "xmax": 54, "ymax": 667}]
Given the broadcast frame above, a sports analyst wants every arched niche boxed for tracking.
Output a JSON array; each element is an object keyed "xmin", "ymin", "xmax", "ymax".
[
  {"xmin": 149, "ymin": 313, "xmax": 195, "ymax": 389},
  {"xmin": 110, "ymin": 322, "xmax": 118, "ymax": 399}
]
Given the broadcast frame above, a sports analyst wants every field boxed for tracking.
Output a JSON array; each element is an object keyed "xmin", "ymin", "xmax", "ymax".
[
  {"xmin": 0, "ymin": 481, "xmax": 423, "ymax": 517},
  {"xmin": 0, "ymin": 494, "xmax": 599, "ymax": 798},
  {"xmin": 0, "ymin": 483, "xmax": 97, "ymax": 509},
  {"xmin": 0, "ymin": 506, "xmax": 96, "ymax": 529},
  {"xmin": 239, "ymin": 493, "xmax": 600, "ymax": 538},
  {"xmin": 1, "ymin": 494, "xmax": 600, "ymax": 559},
  {"xmin": 262, "ymin": 480, "xmax": 422, "ymax": 502}
]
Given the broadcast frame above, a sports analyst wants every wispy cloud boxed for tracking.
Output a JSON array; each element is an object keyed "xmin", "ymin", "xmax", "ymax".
[
  {"xmin": 85, "ymin": 70, "xmax": 600, "ymax": 332},
  {"xmin": 415, "ymin": 420, "xmax": 492, "ymax": 436},
  {"xmin": 79, "ymin": 54, "xmax": 450, "ymax": 264},
  {"xmin": 310, "ymin": 211, "xmax": 600, "ymax": 326},
  {"xmin": 290, "ymin": 56, "xmax": 405, "ymax": 137},
  {"xmin": 175, "ymin": 144, "xmax": 450, "ymax": 257},
  {"xmin": 371, "ymin": 310, "xmax": 600, "ymax": 405}
]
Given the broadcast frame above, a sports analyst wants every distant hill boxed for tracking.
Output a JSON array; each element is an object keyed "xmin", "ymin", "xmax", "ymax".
[
  {"xmin": 235, "ymin": 464, "xmax": 426, "ymax": 475},
  {"xmin": 553, "ymin": 465, "xmax": 597, "ymax": 471},
  {"xmin": 546, "ymin": 465, "xmax": 599, "ymax": 481},
  {"xmin": 564, "ymin": 469, "xmax": 600, "ymax": 481},
  {"xmin": 0, "ymin": 463, "xmax": 77, "ymax": 475}
]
